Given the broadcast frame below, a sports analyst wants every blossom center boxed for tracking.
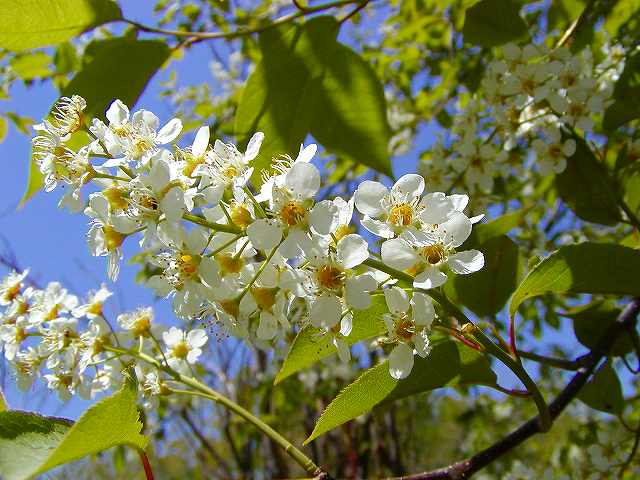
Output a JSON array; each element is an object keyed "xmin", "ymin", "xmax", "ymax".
[
  {"xmin": 103, "ymin": 226, "xmax": 126, "ymax": 251},
  {"xmin": 178, "ymin": 254, "xmax": 200, "ymax": 278},
  {"xmin": 251, "ymin": 287, "xmax": 278, "ymax": 311},
  {"xmin": 230, "ymin": 204, "xmax": 253, "ymax": 229},
  {"xmin": 216, "ymin": 253, "xmax": 244, "ymax": 275},
  {"xmin": 395, "ymin": 315, "xmax": 415, "ymax": 341},
  {"xmin": 316, "ymin": 265, "xmax": 345, "ymax": 291},
  {"xmin": 421, "ymin": 244, "xmax": 446, "ymax": 265},
  {"xmin": 334, "ymin": 224, "xmax": 354, "ymax": 241},
  {"xmin": 132, "ymin": 315, "xmax": 152, "ymax": 337},
  {"xmin": 389, "ymin": 203, "xmax": 413, "ymax": 226},
  {"xmin": 172, "ymin": 341, "xmax": 190, "ymax": 359},
  {"xmin": 280, "ymin": 201, "xmax": 306, "ymax": 226},
  {"xmin": 103, "ymin": 186, "xmax": 129, "ymax": 211}
]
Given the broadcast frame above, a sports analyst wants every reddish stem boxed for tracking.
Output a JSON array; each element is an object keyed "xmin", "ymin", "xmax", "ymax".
[{"xmin": 138, "ymin": 450, "xmax": 155, "ymax": 480}]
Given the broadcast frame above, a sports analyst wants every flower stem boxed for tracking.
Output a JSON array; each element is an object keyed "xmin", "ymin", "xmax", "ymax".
[
  {"xmin": 138, "ymin": 450, "xmax": 154, "ymax": 480},
  {"xmin": 182, "ymin": 212, "xmax": 243, "ymax": 235}
]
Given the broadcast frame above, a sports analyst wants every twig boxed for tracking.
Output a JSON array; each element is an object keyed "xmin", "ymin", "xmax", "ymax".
[
  {"xmin": 386, "ymin": 298, "xmax": 640, "ymax": 479},
  {"xmin": 339, "ymin": 0, "xmax": 370, "ymax": 24},
  {"xmin": 122, "ymin": 0, "xmax": 357, "ymax": 41},
  {"xmin": 518, "ymin": 350, "xmax": 590, "ymax": 371}
]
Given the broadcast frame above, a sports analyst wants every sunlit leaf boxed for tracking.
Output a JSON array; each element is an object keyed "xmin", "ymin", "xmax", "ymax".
[{"xmin": 0, "ymin": 0, "xmax": 122, "ymax": 51}]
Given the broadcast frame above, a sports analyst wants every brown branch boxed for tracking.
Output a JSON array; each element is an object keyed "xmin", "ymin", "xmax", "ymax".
[
  {"xmin": 518, "ymin": 350, "xmax": 590, "ymax": 371},
  {"xmin": 386, "ymin": 298, "xmax": 640, "ymax": 480},
  {"xmin": 180, "ymin": 409, "xmax": 233, "ymax": 475}
]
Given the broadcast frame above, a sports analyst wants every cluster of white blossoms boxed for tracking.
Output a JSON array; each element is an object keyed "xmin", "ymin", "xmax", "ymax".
[
  {"xmin": 419, "ymin": 41, "xmax": 623, "ymax": 194},
  {"xmin": 0, "ymin": 269, "xmax": 207, "ymax": 403},
  {"xmin": 30, "ymin": 95, "xmax": 486, "ymax": 380}
]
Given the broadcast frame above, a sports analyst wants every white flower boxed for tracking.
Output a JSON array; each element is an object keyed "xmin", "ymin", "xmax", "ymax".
[
  {"xmin": 73, "ymin": 284, "xmax": 112, "ymax": 319},
  {"xmin": 0, "ymin": 316, "xmax": 29, "ymax": 361},
  {"xmin": 85, "ymin": 194, "xmax": 139, "ymax": 280},
  {"xmin": 51, "ymin": 95, "xmax": 87, "ymax": 136},
  {"xmin": 381, "ymin": 212, "xmax": 484, "ymax": 289},
  {"xmin": 193, "ymin": 131, "xmax": 263, "ymax": 194},
  {"xmin": 30, "ymin": 282, "xmax": 78, "ymax": 325},
  {"xmin": 93, "ymin": 102, "xmax": 183, "ymax": 166},
  {"xmin": 354, "ymin": 174, "xmax": 456, "ymax": 240},
  {"xmin": 163, "ymin": 327, "xmax": 208, "ymax": 373},
  {"xmin": 148, "ymin": 225, "xmax": 220, "ymax": 318},
  {"xmin": 299, "ymin": 233, "xmax": 377, "ymax": 330},
  {"xmin": 117, "ymin": 307, "xmax": 155, "ymax": 338},
  {"xmin": 532, "ymin": 127, "xmax": 576, "ymax": 175},
  {"xmin": 0, "ymin": 270, "xmax": 29, "ymax": 306},
  {"xmin": 383, "ymin": 287, "xmax": 435, "ymax": 379}
]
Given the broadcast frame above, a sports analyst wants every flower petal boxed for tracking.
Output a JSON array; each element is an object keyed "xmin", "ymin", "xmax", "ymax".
[
  {"xmin": 354, "ymin": 180, "xmax": 387, "ymax": 217},
  {"xmin": 447, "ymin": 249, "xmax": 485, "ymax": 274},
  {"xmin": 247, "ymin": 219, "xmax": 283, "ymax": 251},
  {"xmin": 389, "ymin": 343, "xmax": 414, "ymax": 379},
  {"xmin": 285, "ymin": 162, "xmax": 320, "ymax": 199},
  {"xmin": 384, "ymin": 286, "xmax": 410, "ymax": 314},
  {"xmin": 156, "ymin": 118, "xmax": 183, "ymax": 144},
  {"xmin": 192, "ymin": 126, "xmax": 210, "ymax": 157},
  {"xmin": 381, "ymin": 238, "xmax": 417, "ymax": 270},
  {"xmin": 337, "ymin": 234, "xmax": 369, "ymax": 269},
  {"xmin": 392, "ymin": 174, "xmax": 425, "ymax": 198},
  {"xmin": 413, "ymin": 267, "xmax": 447, "ymax": 289}
]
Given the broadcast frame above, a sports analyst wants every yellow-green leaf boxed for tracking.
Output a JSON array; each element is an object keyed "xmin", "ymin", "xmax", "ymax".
[
  {"xmin": 0, "ymin": 375, "xmax": 147, "ymax": 480},
  {"xmin": 509, "ymin": 243, "xmax": 640, "ymax": 318},
  {"xmin": 0, "ymin": 0, "xmax": 122, "ymax": 51}
]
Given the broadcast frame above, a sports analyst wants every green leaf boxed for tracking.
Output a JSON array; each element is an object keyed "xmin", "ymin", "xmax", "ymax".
[
  {"xmin": 234, "ymin": 18, "xmax": 333, "ymax": 180},
  {"xmin": 309, "ymin": 35, "xmax": 393, "ymax": 178},
  {"xmin": 445, "ymin": 235, "xmax": 522, "ymax": 317},
  {"xmin": 0, "ymin": 376, "xmax": 147, "ymax": 480},
  {"xmin": 0, "ymin": 0, "xmax": 122, "ymax": 51},
  {"xmin": 604, "ymin": 52, "xmax": 640, "ymax": 130},
  {"xmin": 304, "ymin": 360, "xmax": 397, "ymax": 445},
  {"xmin": 305, "ymin": 339, "xmax": 495, "ymax": 443},
  {"xmin": 555, "ymin": 135, "xmax": 620, "ymax": 225},
  {"xmin": 0, "ymin": 412, "xmax": 72, "ymax": 480},
  {"xmin": 0, "ymin": 117, "xmax": 7, "ymax": 144},
  {"xmin": 470, "ymin": 211, "xmax": 523, "ymax": 245},
  {"xmin": 20, "ymin": 38, "xmax": 170, "ymax": 205},
  {"xmin": 235, "ymin": 16, "xmax": 392, "ymax": 183},
  {"xmin": 0, "ymin": 388, "xmax": 7, "ymax": 412},
  {"xmin": 604, "ymin": 0, "xmax": 640, "ymax": 38},
  {"xmin": 275, "ymin": 295, "xmax": 387, "ymax": 384},
  {"xmin": 462, "ymin": 0, "xmax": 529, "ymax": 47},
  {"xmin": 61, "ymin": 37, "xmax": 171, "ymax": 121},
  {"xmin": 563, "ymin": 300, "xmax": 633, "ymax": 357},
  {"xmin": 578, "ymin": 362, "xmax": 624, "ymax": 416},
  {"xmin": 510, "ymin": 243, "xmax": 640, "ymax": 318},
  {"xmin": 9, "ymin": 52, "xmax": 53, "ymax": 80}
]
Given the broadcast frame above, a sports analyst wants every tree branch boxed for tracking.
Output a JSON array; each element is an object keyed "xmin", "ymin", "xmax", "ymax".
[{"xmin": 387, "ymin": 298, "xmax": 640, "ymax": 480}]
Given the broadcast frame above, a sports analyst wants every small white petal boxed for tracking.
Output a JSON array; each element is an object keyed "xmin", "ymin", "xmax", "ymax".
[
  {"xmin": 285, "ymin": 162, "xmax": 320, "ymax": 198},
  {"xmin": 384, "ymin": 286, "xmax": 410, "ymax": 314},
  {"xmin": 392, "ymin": 174, "xmax": 425, "ymax": 198},
  {"xmin": 187, "ymin": 329, "xmax": 208, "ymax": 348},
  {"xmin": 354, "ymin": 180, "xmax": 388, "ymax": 217},
  {"xmin": 192, "ymin": 126, "xmax": 210, "ymax": 157},
  {"xmin": 309, "ymin": 295, "xmax": 341, "ymax": 329},
  {"xmin": 156, "ymin": 118, "xmax": 183, "ymax": 144},
  {"xmin": 447, "ymin": 250, "xmax": 485, "ymax": 274},
  {"xmin": 309, "ymin": 200, "xmax": 339, "ymax": 235},
  {"xmin": 389, "ymin": 343, "xmax": 414, "ymax": 380},
  {"xmin": 381, "ymin": 238, "xmax": 417, "ymax": 270},
  {"xmin": 414, "ymin": 267, "xmax": 448, "ymax": 289},
  {"xmin": 337, "ymin": 234, "xmax": 369, "ymax": 269},
  {"xmin": 247, "ymin": 219, "xmax": 283, "ymax": 251},
  {"xmin": 411, "ymin": 292, "xmax": 434, "ymax": 327},
  {"xmin": 244, "ymin": 132, "xmax": 264, "ymax": 161}
]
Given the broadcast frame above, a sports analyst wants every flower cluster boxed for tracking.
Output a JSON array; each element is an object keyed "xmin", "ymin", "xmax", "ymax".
[
  {"xmin": 30, "ymin": 95, "xmax": 486, "ymax": 379},
  {"xmin": 0, "ymin": 270, "xmax": 207, "ymax": 402},
  {"xmin": 419, "ymin": 41, "xmax": 622, "ymax": 194}
]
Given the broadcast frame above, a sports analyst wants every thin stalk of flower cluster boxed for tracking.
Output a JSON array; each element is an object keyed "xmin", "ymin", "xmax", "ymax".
[
  {"xmin": 103, "ymin": 345, "xmax": 323, "ymax": 477},
  {"xmin": 182, "ymin": 212, "xmax": 243, "ymax": 235},
  {"xmin": 362, "ymin": 257, "xmax": 552, "ymax": 431},
  {"xmin": 207, "ymin": 234, "xmax": 244, "ymax": 257},
  {"xmin": 121, "ymin": 0, "xmax": 358, "ymax": 41},
  {"xmin": 237, "ymin": 240, "xmax": 283, "ymax": 302},
  {"xmin": 243, "ymin": 186, "xmax": 267, "ymax": 219}
]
